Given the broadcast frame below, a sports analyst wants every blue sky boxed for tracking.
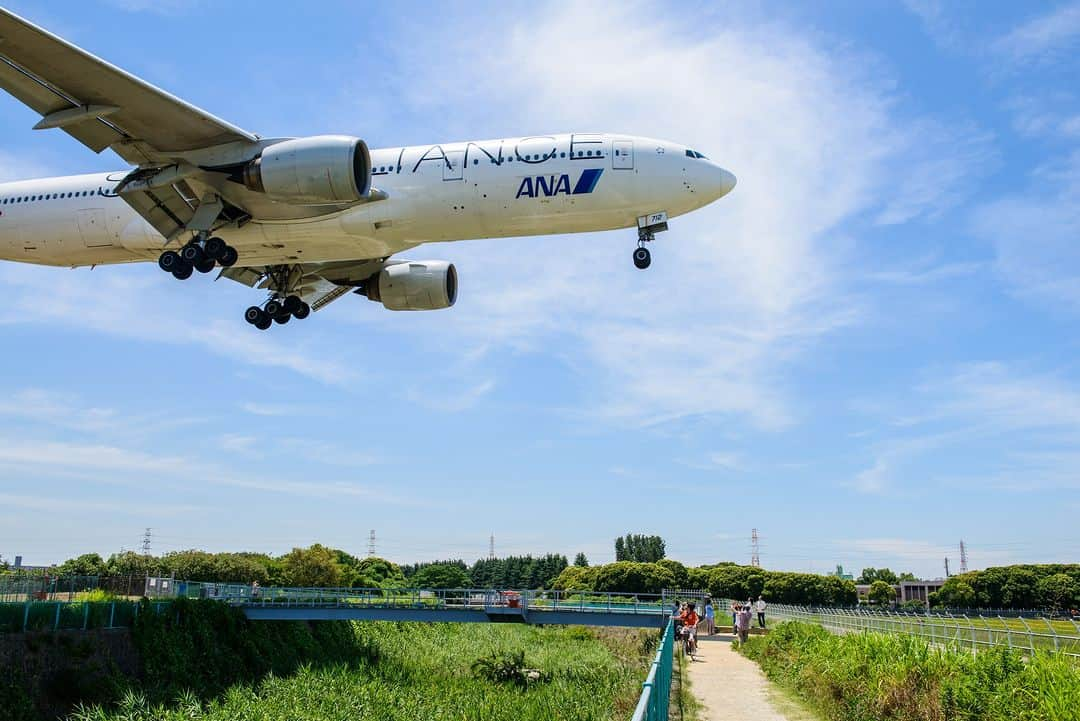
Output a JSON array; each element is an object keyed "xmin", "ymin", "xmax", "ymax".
[{"xmin": 0, "ymin": 1, "xmax": 1077, "ymax": 578}]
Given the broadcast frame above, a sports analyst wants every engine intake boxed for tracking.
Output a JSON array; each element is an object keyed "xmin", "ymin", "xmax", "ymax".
[
  {"xmin": 365, "ymin": 261, "xmax": 457, "ymax": 311},
  {"xmin": 242, "ymin": 135, "xmax": 371, "ymax": 204}
]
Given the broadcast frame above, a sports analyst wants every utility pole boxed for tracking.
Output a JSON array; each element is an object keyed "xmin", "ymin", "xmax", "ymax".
[
  {"xmin": 959, "ymin": 540, "xmax": 968, "ymax": 574},
  {"xmin": 367, "ymin": 529, "xmax": 376, "ymax": 557},
  {"xmin": 488, "ymin": 533, "xmax": 495, "ymax": 561},
  {"xmin": 141, "ymin": 528, "xmax": 152, "ymax": 555},
  {"xmin": 944, "ymin": 557, "xmax": 950, "ymax": 578},
  {"xmin": 751, "ymin": 528, "xmax": 760, "ymax": 568}
]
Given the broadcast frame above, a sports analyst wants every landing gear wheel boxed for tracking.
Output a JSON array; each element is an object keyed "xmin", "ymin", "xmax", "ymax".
[
  {"xmin": 172, "ymin": 262, "xmax": 194, "ymax": 280},
  {"xmin": 180, "ymin": 243, "xmax": 205, "ymax": 264},
  {"xmin": 293, "ymin": 302, "xmax": 311, "ymax": 320},
  {"xmin": 244, "ymin": 306, "xmax": 265, "ymax": 325},
  {"xmin": 195, "ymin": 257, "xmax": 216, "ymax": 274},
  {"xmin": 265, "ymin": 299, "xmax": 283, "ymax": 317},
  {"xmin": 273, "ymin": 312, "xmax": 290, "ymax": 325},
  {"xmin": 219, "ymin": 246, "xmax": 239, "ymax": 268},
  {"xmin": 204, "ymin": 237, "xmax": 227, "ymax": 261},
  {"xmin": 254, "ymin": 316, "xmax": 272, "ymax": 331},
  {"xmin": 158, "ymin": 250, "xmax": 181, "ymax": 273},
  {"xmin": 283, "ymin": 295, "xmax": 303, "ymax": 315},
  {"xmin": 633, "ymin": 246, "xmax": 652, "ymax": 269}
]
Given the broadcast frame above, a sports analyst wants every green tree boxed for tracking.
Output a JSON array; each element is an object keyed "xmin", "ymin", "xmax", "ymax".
[
  {"xmin": 858, "ymin": 568, "xmax": 900, "ymax": 585},
  {"xmin": 413, "ymin": 563, "xmax": 471, "ymax": 589},
  {"xmin": 614, "ymin": 537, "xmax": 626, "ymax": 561},
  {"xmin": 592, "ymin": 562, "xmax": 675, "ymax": 595},
  {"xmin": 1037, "ymin": 573, "xmax": 1078, "ymax": 614},
  {"xmin": 279, "ymin": 544, "xmax": 342, "ymax": 587},
  {"xmin": 56, "ymin": 552, "xmax": 106, "ymax": 576},
  {"xmin": 868, "ymin": 580, "xmax": 895, "ymax": 606},
  {"xmin": 574, "ymin": 553, "xmax": 589, "ymax": 567},
  {"xmin": 552, "ymin": 565, "xmax": 597, "ymax": 591},
  {"xmin": 657, "ymin": 559, "xmax": 689, "ymax": 589}
]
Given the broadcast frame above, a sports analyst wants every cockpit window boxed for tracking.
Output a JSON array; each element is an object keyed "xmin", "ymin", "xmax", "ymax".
[{"xmin": 685, "ymin": 149, "xmax": 708, "ymax": 159}]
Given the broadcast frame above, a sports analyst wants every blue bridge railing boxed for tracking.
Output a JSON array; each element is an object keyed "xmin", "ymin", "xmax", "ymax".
[{"xmin": 631, "ymin": 618, "xmax": 674, "ymax": 721}]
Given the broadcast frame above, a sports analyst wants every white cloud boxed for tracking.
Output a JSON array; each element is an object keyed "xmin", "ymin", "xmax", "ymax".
[
  {"xmin": 0, "ymin": 265, "xmax": 354, "ymax": 384},
  {"xmin": 994, "ymin": 2, "xmax": 1080, "ymax": 66},
  {"xmin": 971, "ymin": 152, "xmax": 1080, "ymax": 309},
  {"xmin": 874, "ymin": 120, "xmax": 996, "ymax": 226},
  {"xmin": 103, "ymin": 0, "xmax": 201, "ymax": 15},
  {"xmin": 405, "ymin": 379, "xmax": 496, "ymax": 413}
]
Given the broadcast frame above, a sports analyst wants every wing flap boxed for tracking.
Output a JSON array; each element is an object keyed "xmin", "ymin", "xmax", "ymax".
[{"xmin": 0, "ymin": 9, "xmax": 256, "ymax": 161}]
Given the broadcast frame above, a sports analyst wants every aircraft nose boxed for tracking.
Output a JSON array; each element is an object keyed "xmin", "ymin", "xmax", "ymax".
[{"xmin": 715, "ymin": 166, "xmax": 737, "ymax": 198}]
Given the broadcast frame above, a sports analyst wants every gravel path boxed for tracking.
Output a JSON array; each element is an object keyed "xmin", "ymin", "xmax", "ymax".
[{"xmin": 684, "ymin": 634, "xmax": 795, "ymax": 721}]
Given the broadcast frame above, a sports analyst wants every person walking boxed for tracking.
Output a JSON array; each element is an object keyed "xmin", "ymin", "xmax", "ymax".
[
  {"xmin": 756, "ymin": 595, "xmax": 767, "ymax": 629},
  {"xmin": 703, "ymin": 597, "xmax": 715, "ymax": 635},
  {"xmin": 736, "ymin": 603, "xmax": 752, "ymax": 644}
]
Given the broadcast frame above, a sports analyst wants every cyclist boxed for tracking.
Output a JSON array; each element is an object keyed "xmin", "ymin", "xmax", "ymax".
[{"xmin": 679, "ymin": 602, "xmax": 700, "ymax": 655}]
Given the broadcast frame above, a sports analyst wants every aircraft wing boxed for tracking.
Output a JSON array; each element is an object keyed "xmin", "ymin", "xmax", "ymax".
[
  {"xmin": 0, "ymin": 8, "xmax": 257, "ymax": 165},
  {"xmin": 220, "ymin": 259, "xmax": 389, "ymax": 313}
]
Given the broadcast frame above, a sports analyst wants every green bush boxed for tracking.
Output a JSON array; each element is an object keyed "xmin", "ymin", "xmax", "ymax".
[{"xmin": 739, "ymin": 621, "xmax": 1080, "ymax": 721}]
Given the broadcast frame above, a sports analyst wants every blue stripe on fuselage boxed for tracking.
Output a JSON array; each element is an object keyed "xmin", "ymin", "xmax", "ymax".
[{"xmin": 572, "ymin": 168, "xmax": 603, "ymax": 195}]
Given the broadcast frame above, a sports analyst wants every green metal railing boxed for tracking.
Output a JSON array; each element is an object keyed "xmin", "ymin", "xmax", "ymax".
[
  {"xmin": 0, "ymin": 600, "xmax": 169, "ymax": 632},
  {"xmin": 630, "ymin": 618, "xmax": 674, "ymax": 721}
]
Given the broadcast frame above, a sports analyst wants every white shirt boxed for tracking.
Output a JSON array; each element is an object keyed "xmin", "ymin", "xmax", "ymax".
[{"xmin": 756, "ymin": 599, "xmax": 766, "ymax": 612}]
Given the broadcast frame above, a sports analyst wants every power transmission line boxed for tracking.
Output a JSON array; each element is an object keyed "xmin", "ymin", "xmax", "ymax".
[
  {"xmin": 141, "ymin": 528, "xmax": 152, "ymax": 555},
  {"xmin": 751, "ymin": 528, "xmax": 760, "ymax": 568},
  {"xmin": 367, "ymin": 530, "xmax": 376, "ymax": 557},
  {"xmin": 959, "ymin": 540, "xmax": 968, "ymax": 574}
]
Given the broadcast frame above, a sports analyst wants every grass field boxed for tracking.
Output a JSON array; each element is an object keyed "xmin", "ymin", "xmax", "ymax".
[
  {"xmin": 770, "ymin": 607, "xmax": 1080, "ymax": 655},
  {"xmin": 67, "ymin": 622, "xmax": 658, "ymax": 721}
]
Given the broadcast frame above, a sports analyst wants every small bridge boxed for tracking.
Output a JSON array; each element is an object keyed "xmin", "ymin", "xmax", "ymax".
[{"xmin": 223, "ymin": 587, "xmax": 675, "ymax": 628}]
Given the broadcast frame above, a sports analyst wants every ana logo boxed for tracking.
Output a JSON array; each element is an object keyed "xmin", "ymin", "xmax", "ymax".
[{"xmin": 516, "ymin": 169, "xmax": 603, "ymax": 199}]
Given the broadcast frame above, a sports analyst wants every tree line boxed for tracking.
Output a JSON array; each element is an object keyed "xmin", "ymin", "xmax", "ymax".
[
  {"xmin": 553, "ymin": 560, "xmax": 859, "ymax": 605},
  {"xmin": 929, "ymin": 564, "xmax": 1080, "ymax": 613}
]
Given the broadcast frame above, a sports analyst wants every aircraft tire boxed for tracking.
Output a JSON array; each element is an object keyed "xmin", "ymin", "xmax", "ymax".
[
  {"xmin": 633, "ymin": 247, "xmax": 651, "ymax": 269},
  {"xmin": 195, "ymin": 257, "xmax": 216, "ymax": 274},
  {"xmin": 219, "ymin": 246, "xmax": 239, "ymax": 268},
  {"xmin": 158, "ymin": 250, "xmax": 181, "ymax": 273},
  {"xmin": 293, "ymin": 302, "xmax": 311, "ymax": 320},
  {"xmin": 283, "ymin": 295, "xmax": 303, "ymax": 314},
  {"xmin": 205, "ymin": 236, "xmax": 227, "ymax": 260},
  {"xmin": 172, "ymin": 262, "xmax": 194, "ymax": 280},
  {"xmin": 254, "ymin": 316, "xmax": 273, "ymax": 331},
  {"xmin": 265, "ymin": 300, "xmax": 283, "ymax": 317},
  {"xmin": 273, "ymin": 312, "xmax": 290, "ymax": 325},
  {"xmin": 244, "ymin": 306, "xmax": 265, "ymax": 325},
  {"xmin": 180, "ymin": 243, "xmax": 205, "ymax": 264}
]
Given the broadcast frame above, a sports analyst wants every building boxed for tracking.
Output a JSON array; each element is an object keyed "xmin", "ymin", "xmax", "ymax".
[
  {"xmin": 856, "ymin": 578, "xmax": 945, "ymax": 606},
  {"xmin": 830, "ymin": 564, "xmax": 854, "ymax": 581}
]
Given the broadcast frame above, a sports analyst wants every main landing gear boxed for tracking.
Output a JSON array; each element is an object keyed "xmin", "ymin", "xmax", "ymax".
[
  {"xmin": 158, "ymin": 236, "xmax": 238, "ymax": 281},
  {"xmin": 244, "ymin": 295, "xmax": 311, "ymax": 331}
]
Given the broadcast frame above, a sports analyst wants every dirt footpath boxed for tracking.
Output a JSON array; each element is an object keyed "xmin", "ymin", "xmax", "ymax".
[{"xmin": 684, "ymin": 634, "xmax": 797, "ymax": 721}]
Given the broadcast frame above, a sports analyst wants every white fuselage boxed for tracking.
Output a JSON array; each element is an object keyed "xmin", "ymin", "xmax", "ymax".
[{"xmin": 0, "ymin": 133, "xmax": 735, "ymax": 268}]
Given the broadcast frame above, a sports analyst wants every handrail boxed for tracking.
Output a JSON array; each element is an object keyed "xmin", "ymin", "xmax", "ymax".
[{"xmin": 630, "ymin": 618, "xmax": 674, "ymax": 721}]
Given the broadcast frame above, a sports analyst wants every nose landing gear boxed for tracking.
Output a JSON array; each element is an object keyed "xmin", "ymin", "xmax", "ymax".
[
  {"xmin": 633, "ymin": 212, "xmax": 668, "ymax": 270},
  {"xmin": 157, "ymin": 235, "xmax": 238, "ymax": 281}
]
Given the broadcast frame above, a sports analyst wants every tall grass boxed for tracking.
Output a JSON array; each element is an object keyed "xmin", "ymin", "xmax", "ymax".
[
  {"xmin": 60, "ymin": 606, "xmax": 654, "ymax": 721},
  {"xmin": 738, "ymin": 621, "xmax": 1080, "ymax": 721}
]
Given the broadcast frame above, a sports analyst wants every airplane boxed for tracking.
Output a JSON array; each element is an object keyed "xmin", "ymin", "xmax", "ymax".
[{"xmin": 0, "ymin": 8, "xmax": 736, "ymax": 330}]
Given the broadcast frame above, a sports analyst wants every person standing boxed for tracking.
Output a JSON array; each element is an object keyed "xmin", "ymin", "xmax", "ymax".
[
  {"xmin": 703, "ymin": 597, "xmax": 715, "ymax": 635},
  {"xmin": 756, "ymin": 595, "xmax": 767, "ymax": 629},
  {"xmin": 736, "ymin": 604, "xmax": 752, "ymax": 643},
  {"xmin": 730, "ymin": 600, "xmax": 739, "ymax": 635}
]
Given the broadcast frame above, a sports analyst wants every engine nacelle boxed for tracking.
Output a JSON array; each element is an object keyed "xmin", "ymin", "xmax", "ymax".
[
  {"xmin": 365, "ymin": 261, "xmax": 457, "ymax": 311},
  {"xmin": 242, "ymin": 135, "xmax": 371, "ymax": 204}
]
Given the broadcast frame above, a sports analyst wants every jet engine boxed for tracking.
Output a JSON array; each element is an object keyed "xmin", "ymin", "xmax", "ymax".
[
  {"xmin": 242, "ymin": 135, "xmax": 371, "ymax": 204},
  {"xmin": 363, "ymin": 261, "xmax": 457, "ymax": 311}
]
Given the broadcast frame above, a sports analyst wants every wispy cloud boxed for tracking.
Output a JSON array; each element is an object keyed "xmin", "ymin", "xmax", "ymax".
[
  {"xmin": 971, "ymin": 152, "xmax": 1080, "ymax": 309},
  {"xmin": 994, "ymin": 2, "xmax": 1080, "ymax": 66}
]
